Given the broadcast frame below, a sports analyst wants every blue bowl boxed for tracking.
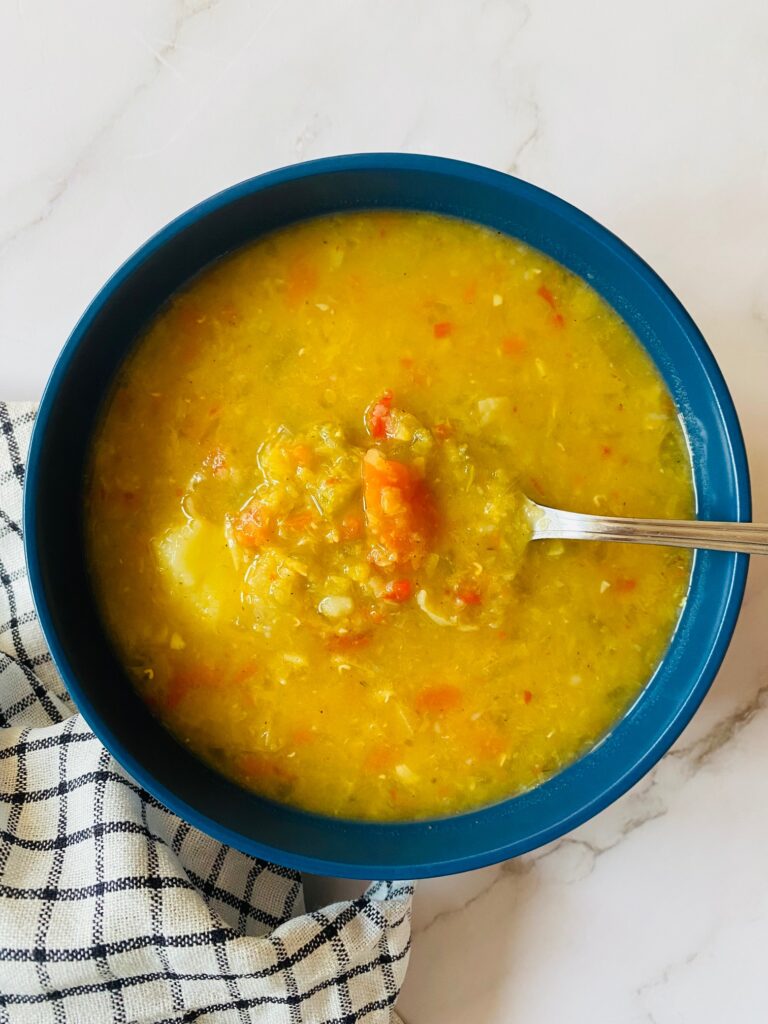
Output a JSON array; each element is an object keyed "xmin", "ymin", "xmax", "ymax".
[{"xmin": 24, "ymin": 154, "xmax": 750, "ymax": 879}]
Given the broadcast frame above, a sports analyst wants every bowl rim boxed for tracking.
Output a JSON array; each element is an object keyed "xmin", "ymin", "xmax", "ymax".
[{"xmin": 24, "ymin": 153, "xmax": 751, "ymax": 878}]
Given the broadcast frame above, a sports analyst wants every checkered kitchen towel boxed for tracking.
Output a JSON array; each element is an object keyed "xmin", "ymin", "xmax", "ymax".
[{"xmin": 0, "ymin": 402, "xmax": 413, "ymax": 1023}]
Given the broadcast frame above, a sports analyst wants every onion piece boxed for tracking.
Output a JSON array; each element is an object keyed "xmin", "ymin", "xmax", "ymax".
[{"xmin": 415, "ymin": 589, "xmax": 479, "ymax": 631}]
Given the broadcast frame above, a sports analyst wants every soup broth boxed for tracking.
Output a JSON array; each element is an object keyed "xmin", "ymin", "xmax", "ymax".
[{"xmin": 86, "ymin": 211, "xmax": 693, "ymax": 820}]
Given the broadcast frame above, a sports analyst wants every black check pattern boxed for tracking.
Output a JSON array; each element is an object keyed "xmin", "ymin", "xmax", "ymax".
[{"xmin": 0, "ymin": 403, "xmax": 413, "ymax": 1023}]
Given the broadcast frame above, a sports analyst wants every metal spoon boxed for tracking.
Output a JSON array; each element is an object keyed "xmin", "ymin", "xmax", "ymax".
[{"xmin": 525, "ymin": 497, "xmax": 768, "ymax": 555}]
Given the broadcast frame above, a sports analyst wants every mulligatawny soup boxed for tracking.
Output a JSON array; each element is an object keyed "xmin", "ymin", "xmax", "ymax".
[{"xmin": 86, "ymin": 211, "xmax": 693, "ymax": 821}]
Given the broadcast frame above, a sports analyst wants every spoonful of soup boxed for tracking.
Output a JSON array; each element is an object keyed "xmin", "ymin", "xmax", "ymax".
[{"xmin": 369, "ymin": 391, "xmax": 768, "ymax": 557}]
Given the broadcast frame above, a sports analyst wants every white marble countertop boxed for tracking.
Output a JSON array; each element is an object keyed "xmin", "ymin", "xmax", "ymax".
[{"xmin": 3, "ymin": 1, "xmax": 767, "ymax": 1020}]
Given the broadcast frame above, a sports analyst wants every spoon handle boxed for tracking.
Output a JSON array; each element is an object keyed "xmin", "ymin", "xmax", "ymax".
[{"xmin": 531, "ymin": 506, "xmax": 768, "ymax": 555}]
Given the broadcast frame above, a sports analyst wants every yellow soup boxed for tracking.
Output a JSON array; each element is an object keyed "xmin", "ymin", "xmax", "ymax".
[{"xmin": 86, "ymin": 211, "xmax": 693, "ymax": 821}]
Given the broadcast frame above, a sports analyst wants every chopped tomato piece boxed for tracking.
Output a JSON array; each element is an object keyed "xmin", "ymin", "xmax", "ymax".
[
  {"xmin": 455, "ymin": 585, "xmax": 482, "ymax": 606},
  {"xmin": 230, "ymin": 499, "xmax": 271, "ymax": 548},
  {"xmin": 382, "ymin": 579, "xmax": 412, "ymax": 602},
  {"xmin": 413, "ymin": 684, "xmax": 463, "ymax": 715},
  {"xmin": 340, "ymin": 513, "xmax": 364, "ymax": 541},
  {"xmin": 363, "ymin": 448, "xmax": 436, "ymax": 567},
  {"xmin": 366, "ymin": 390, "xmax": 394, "ymax": 438},
  {"xmin": 523, "ymin": 690, "xmax": 533, "ymax": 704},
  {"xmin": 433, "ymin": 321, "xmax": 453, "ymax": 339}
]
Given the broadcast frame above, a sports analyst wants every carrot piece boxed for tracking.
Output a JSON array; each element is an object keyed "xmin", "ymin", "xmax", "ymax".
[
  {"xmin": 325, "ymin": 632, "xmax": 371, "ymax": 652},
  {"xmin": 291, "ymin": 444, "xmax": 313, "ymax": 468},
  {"xmin": 501, "ymin": 336, "xmax": 527, "ymax": 357},
  {"xmin": 231, "ymin": 499, "xmax": 271, "ymax": 548},
  {"xmin": 340, "ymin": 513, "xmax": 364, "ymax": 541},
  {"xmin": 165, "ymin": 667, "xmax": 217, "ymax": 711},
  {"xmin": 382, "ymin": 579, "xmax": 412, "ymax": 602},
  {"xmin": 413, "ymin": 684, "xmax": 463, "ymax": 715},
  {"xmin": 615, "ymin": 578, "xmax": 637, "ymax": 593},
  {"xmin": 285, "ymin": 259, "xmax": 319, "ymax": 307},
  {"xmin": 363, "ymin": 448, "xmax": 436, "ymax": 567},
  {"xmin": 290, "ymin": 727, "xmax": 315, "ymax": 747},
  {"xmin": 238, "ymin": 752, "xmax": 296, "ymax": 784},
  {"xmin": 537, "ymin": 284, "xmax": 557, "ymax": 309},
  {"xmin": 537, "ymin": 285, "xmax": 565, "ymax": 327},
  {"xmin": 282, "ymin": 510, "xmax": 315, "ymax": 532},
  {"xmin": 165, "ymin": 673, "xmax": 193, "ymax": 711},
  {"xmin": 470, "ymin": 726, "xmax": 507, "ymax": 759},
  {"xmin": 232, "ymin": 660, "xmax": 260, "ymax": 685},
  {"xmin": 364, "ymin": 744, "xmax": 400, "ymax": 773},
  {"xmin": 366, "ymin": 391, "xmax": 394, "ymax": 438},
  {"xmin": 433, "ymin": 321, "xmax": 453, "ymax": 339}
]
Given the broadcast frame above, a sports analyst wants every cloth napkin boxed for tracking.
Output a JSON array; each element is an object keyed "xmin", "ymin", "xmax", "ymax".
[{"xmin": 0, "ymin": 402, "xmax": 413, "ymax": 1024}]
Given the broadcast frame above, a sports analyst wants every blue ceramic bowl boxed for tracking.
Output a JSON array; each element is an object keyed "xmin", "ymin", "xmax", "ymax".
[{"xmin": 24, "ymin": 154, "xmax": 750, "ymax": 879}]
